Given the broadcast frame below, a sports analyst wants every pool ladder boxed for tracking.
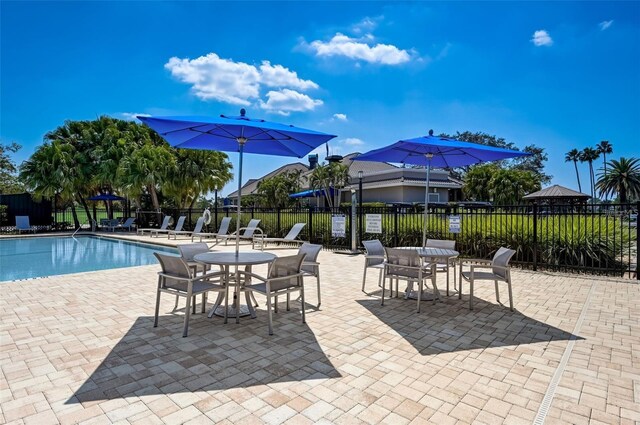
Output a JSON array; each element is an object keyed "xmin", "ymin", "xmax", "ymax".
[{"xmin": 72, "ymin": 219, "xmax": 97, "ymax": 237}]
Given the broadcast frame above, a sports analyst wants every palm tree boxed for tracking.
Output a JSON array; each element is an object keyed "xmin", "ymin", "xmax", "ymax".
[
  {"xmin": 595, "ymin": 157, "xmax": 640, "ymax": 203},
  {"xmin": 564, "ymin": 149, "xmax": 582, "ymax": 192},
  {"xmin": 308, "ymin": 162, "xmax": 349, "ymax": 208},
  {"xmin": 579, "ymin": 147, "xmax": 600, "ymax": 200},
  {"xmin": 596, "ymin": 140, "xmax": 613, "ymax": 199}
]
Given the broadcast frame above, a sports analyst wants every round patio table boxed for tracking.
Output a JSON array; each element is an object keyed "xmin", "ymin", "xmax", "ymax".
[
  {"xmin": 398, "ymin": 247, "xmax": 459, "ymax": 300},
  {"xmin": 194, "ymin": 252, "xmax": 276, "ymax": 323}
]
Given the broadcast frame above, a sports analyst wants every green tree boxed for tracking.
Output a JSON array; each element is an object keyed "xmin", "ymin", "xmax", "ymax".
[
  {"xmin": 257, "ymin": 170, "xmax": 303, "ymax": 208},
  {"xmin": 580, "ymin": 147, "xmax": 600, "ymax": 200},
  {"xmin": 463, "ymin": 164, "xmax": 497, "ymax": 202},
  {"xmin": 489, "ymin": 169, "xmax": 540, "ymax": 205},
  {"xmin": 308, "ymin": 162, "xmax": 349, "ymax": 208},
  {"xmin": 564, "ymin": 149, "xmax": 582, "ymax": 192},
  {"xmin": 595, "ymin": 157, "xmax": 640, "ymax": 203},
  {"xmin": 0, "ymin": 142, "xmax": 25, "ymax": 194}
]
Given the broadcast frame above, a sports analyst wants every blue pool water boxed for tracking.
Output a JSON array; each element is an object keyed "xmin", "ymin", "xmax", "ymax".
[{"xmin": 0, "ymin": 236, "xmax": 177, "ymax": 282}]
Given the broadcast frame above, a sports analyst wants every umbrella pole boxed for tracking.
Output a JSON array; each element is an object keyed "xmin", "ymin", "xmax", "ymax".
[
  {"xmin": 235, "ymin": 138, "xmax": 246, "ymax": 255},
  {"xmin": 422, "ymin": 154, "xmax": 433, "ymax": 248}
]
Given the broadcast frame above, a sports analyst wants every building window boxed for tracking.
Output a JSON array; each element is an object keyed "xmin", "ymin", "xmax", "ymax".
[{"xmin": 428, "ymin": 193, "xmax": 440, "ymax": 203}]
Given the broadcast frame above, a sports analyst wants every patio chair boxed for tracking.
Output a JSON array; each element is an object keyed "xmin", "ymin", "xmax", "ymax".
[
  {"xmin": 169, "ymin": 217, "xmax": 204, "ymax": 240},
  {"xmin": 191, "ymin": 216, "xmax": 232, "ymax": 243},
  {"xmin": 383, "ymin": 247, "xmax": 438, "ymax": 313},
  {"xmin": 299, "ymin": 243, "xmax": 322, "ymax": 308},
  {"xmin": 255, "ymin": 223, "xmax": 307, "ymax": 251},
  {"xmin": 219, "ymin": 219, "xmax": 264, "ymax": 248},
  {"xmin": 361, "ymin": 240, "xmax": 385, "ymax": 294},
  {"xmin": 15, "ymin": 216, "xmax": 36, "ymax": 234},
  {"xmin": 154, "ymin": 253, "xmax": 227, "ymax": 337},
  {"xmin": 137, "ymin": 215, "xmax": 171, "ymax": 236},
  {"xmin": 152, "ymin": 216, "xmax": 185, "ymax": 238},
  {"xmin": 246, "ymin": 253, "xmax": 307, "ymax": 335},
  {"xmin": 459, "ymin": 247, "xmax": 516, "ymax": 311},
  {"xmin": 425, "ymin": 238, "xmax": 458, "ymax": 296},
  {"xmin": 105, "ymin": 218, "xmax": 135, "ymax": 232}
]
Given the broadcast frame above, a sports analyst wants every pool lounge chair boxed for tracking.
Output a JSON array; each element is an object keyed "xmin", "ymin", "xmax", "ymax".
[
  {"xmin": 15, "ymin": 216, "xmax": 36, "ymax": 234},
  {"xmin": 169, "ymin": 217, "xmax": 204, "ymax": 240},
  {"xmin": 218, "ymin": 219, "xmax": 263, "ymax": 248},
  {"xmin": 105, "ymin": 217, "xmax": 136, "ymax": 232},
  {"xmin": 191, "ymin": 216, "xmax": 232, "ymax": 242},
  {"xmin": 137, "ymin": 216, "xmax": 171, "ymax": 236},
  {"xmin": 255, "ymin": 223, "xmax": 307, "ymax": 251},
  {"xmin": 151, "ymin": 216, "xmax": 185, "ymax": 237}
]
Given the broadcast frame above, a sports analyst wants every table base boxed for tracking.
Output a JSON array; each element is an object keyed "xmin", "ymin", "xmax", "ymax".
[
  {"xmin": 211, "ymin": 304, "xmax": 252, "ymax": 318},
  {"xmin": 406, "ymin": 290, "xmax": 440, "ymax": 301}
]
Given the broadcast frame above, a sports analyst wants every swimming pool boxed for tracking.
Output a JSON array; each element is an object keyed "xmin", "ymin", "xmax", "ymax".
[{"xmin": 0, "ymin": 236, "xmax": 177, "ymax": 282}]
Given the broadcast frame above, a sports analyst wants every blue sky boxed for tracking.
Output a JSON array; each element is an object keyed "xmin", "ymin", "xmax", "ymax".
[{"xmin": 2, "ymin": 1, "xmax": 639, "ymax": 196}]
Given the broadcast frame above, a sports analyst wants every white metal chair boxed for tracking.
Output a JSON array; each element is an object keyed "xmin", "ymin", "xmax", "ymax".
[
  {"xmin": 246, "ymin": 253, "xmax": 307, "ymax": 335},
  {"xmin": 138, "ymin": 215, "xmax": 171, "ymax": 236},
  {"xmin": 362, "ymin": 240, "xmax": 386, "ymax": 294},
  {"xmin": 151, "ymin": 216, "xmax": 185, "ymax": 237},
  {"xmin": 425, "ymin": 238, "xmax": 458, "ymax": 296},
  {"xmin": 383, "ymin": 247, "xmax": 438, "ymax": 313},
  {"xmin": 299, "ymin": 243, "xmax": 322, "ymax": 308},
  {"xmin": 459, "ymin": 247, "xmax": 516, "ymax": 311},
  {"xmin": 154, "ymin": 253, "xmax": 227, "ymax": 337},
  {"xmin": 191, "ymin": 216, "xmax": 232, "ymax": 242},
  {"xmin": 169, "ymin": 217, "xmax": 204, "ymax": 240},
  {"xmin": 255, "ymin": 223, "xmax": 307, "ymax": 250}
]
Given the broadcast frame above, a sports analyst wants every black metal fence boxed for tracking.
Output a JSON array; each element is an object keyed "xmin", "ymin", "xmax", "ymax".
[{"xmin": 4, "ymin": 202, "xmax": 638, "ymax": 279}]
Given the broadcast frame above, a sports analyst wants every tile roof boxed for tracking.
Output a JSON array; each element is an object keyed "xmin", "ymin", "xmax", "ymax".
[
  {"xmin": 523, "ymin": 184, "xmax": 591, "ymax": 199},
  {"xmin": 227, "ymin": 162, "xmax": 309, "ymax": 198}
]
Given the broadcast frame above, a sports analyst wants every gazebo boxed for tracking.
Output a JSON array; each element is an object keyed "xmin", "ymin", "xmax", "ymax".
[{"xmin": 523, "ymin": 184, "xmax": 591, "ymax": 206}]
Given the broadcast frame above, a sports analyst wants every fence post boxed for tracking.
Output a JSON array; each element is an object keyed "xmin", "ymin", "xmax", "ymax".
[
  {"xmin": 636, "ymin": 202, "xmax": 639, "ymax": 281},
  {"xmin": 532, "ymin": 203, "xmax": 538, "ymax": 271},
  {"xmin": 308, "ymin": 206, "xmax": 313, "ymax": 243},
  {"xmin": 277, "ymin": 208, "xmax": 281, "ymax": 235},
  {"xmin": 394, "ymin": 206, "xmax": 399, "ymax": 247}
]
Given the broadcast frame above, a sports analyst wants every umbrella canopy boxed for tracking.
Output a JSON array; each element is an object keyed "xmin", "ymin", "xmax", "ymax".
[
  {"xmin": 87, "ymin": 194, "xmax": 126, "ymax": 201},
  {"xmin": 289, "ymin": 187, "xmax": 337, "ymax": 199},
  {"xmin": 355, "ymin": 131, "xmax": 529, "ymax": 246},
  {"xmin": 138, "ymin": 109, "xmax": 336, "ymax": 253}
]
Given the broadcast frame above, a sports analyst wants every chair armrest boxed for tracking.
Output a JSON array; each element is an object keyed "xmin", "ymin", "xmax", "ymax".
[
  {"xmin": 199, "ymin": 270, "xmax": 225, "ymax": 281},
  {"xmin": 459, "ymin": 258, "xmax": 493, "ymax": 265},
  {"xmin": 157, "ymin": 272, "xmax": 192, "ymax": 282},
  {"xmin": 470, "ymin": 264, "xmax": 510, "ymax": 273},
  {"xmin": 365, "ymin": 255, "xmax": 385, "ymax": 260},
  {"xmin": 302, "ymin": 261, "xmax": 320, "ymax": 267}
]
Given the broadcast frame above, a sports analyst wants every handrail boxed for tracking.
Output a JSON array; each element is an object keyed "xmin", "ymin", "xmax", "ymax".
[{"xmin": 72, "ymin": 219, "xmax": 96, "ymax": 237}]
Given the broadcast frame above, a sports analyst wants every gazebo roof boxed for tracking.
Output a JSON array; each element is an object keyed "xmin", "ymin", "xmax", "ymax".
[{"xmin": 523, "ymin": 184, "xmax": 591, "ymax": 200}]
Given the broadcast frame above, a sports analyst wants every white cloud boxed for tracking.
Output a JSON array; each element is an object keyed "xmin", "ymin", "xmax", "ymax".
[
  {"xmin": 164, "ymin": 53, "xmax": 321, "ymax": 114},
  {"xmin": 531, "ymin": 30, "xmax": 553, "ymax": 47},
  {"xmin": 599, "ymin": 20, "xmax": 613, "ymax": 31},
  {"xmin": 333, "ymin": 113, "xmax": 348, "ymax": 121},
  {"xmin": 309, "ymin": 33, "xmax": 412, "ymax": 65},
  {"xmin": 352, "ymin": 16, "xmax": 380, "ymax": 34},
  {"xmin": 258, "ymin": 61, "xmax": 318, "ymax": 90},
  {"xmin": 259, "ymin": 89, "xmax": 323, "ymax": 116},
  {"xmin": 343, "ymin": 137, "xmax": 364, "ymax": 146},
  {"xmin": 118, "ymin": 112, "xmax": 150, "ymax": 121}
]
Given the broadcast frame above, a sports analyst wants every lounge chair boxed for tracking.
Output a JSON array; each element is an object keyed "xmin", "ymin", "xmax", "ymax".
[
  {"xmin": 151, "ymin": 216, "xmax": 185, "ymax": 238},
  {"xmin": 255, "ymin": 223, "xmax": 307, "ymax": 251},
  {"xmin": 137, "ymin": 216, "xmax": 171, "ymax": 236},
  {"xmin": 169, "ymin": 217, "xmax": 204, "ymax": 240},
  {"xmin": 459, "ymin": 247, "xmax": 516, "ymax": 311},
  {"xmin": 218, "ymin": 219, "xmax": 264, "ymax": 248},
  {"xmin": 191, "ymin": 216, "xmax": 232, "ymax": 242},
  {"xmin": 105, "ymin": 217, "xmax": 135, "ymax": 232},
  {"xmin": 15, "ymin": 216, "xmax": 36, "ymax": 234}
]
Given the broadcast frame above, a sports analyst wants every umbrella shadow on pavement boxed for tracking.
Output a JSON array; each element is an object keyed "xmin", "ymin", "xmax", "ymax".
[
  {"xmin": 67, "ymin": 311, "xmax": 340, "ymax": 404},
  {"xmin": 357, "ymin": 296, "xmax": 581, "ymax": 356}
]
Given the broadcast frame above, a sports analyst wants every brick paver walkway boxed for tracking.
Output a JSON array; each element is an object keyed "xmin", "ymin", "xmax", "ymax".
[{"xmin": 1, "ymin": 234, "xmax": 638, "ymax": 424}]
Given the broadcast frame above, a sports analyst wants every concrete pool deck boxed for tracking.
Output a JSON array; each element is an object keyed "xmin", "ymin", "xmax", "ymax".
[{"xmin": 1, "ymin": 232, "xmax": 639, "ymax": 424}]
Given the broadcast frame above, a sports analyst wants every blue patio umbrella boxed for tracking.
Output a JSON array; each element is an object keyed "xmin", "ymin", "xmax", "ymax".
[
  {"xmin": 87, "ymin": 194, "xmax": 126, "ymax": 201},
  {"xmin": 354, "ymin": 130, "xmax": 529, "ymax": 246},
  {"xmin": 138, "ymin": 109, "xmax": 336, "ymax": 253}
]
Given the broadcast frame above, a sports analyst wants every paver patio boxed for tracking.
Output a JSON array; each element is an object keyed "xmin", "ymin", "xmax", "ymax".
[{"xmin": 1, "ymin": 234, "xmax": 639, "ymax": 424}]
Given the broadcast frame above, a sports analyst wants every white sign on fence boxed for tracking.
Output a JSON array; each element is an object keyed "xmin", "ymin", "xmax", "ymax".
[
  {"xmin": 331, "ymin": 215, "xmax": 346, "ymax": 238},
  {"xmin": 365, "ymin": 214, "xmax": 382, "ymax": 234},
  {"xmin": 449, "ymin": 215, "xmax": 461, "ymax": 233}
]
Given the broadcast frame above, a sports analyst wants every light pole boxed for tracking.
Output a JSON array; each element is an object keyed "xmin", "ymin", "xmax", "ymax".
[{"xmin": 358, "ymin": 170, "xmax": 363, "ymax": 246}]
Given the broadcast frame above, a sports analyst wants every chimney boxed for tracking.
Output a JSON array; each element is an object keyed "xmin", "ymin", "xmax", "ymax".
[
  {"xmin": 326, "ymin": 154, "xmax": 343, "ymax": 164},
  {"xmin": 308, "ymin": 154, "xmax": 318, "ymax": 170}
]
